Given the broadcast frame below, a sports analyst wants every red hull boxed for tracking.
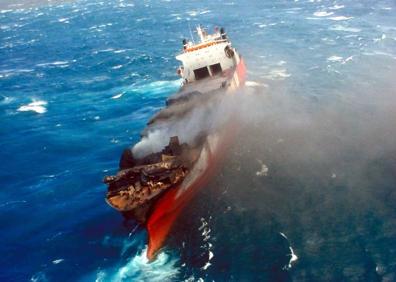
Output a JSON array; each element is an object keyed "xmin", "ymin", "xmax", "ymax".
[{"xmin": 146, "ymin": 58, "xmax": 246, "ymax": 260}]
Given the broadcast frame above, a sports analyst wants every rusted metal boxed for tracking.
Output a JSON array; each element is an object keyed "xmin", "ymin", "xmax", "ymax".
[{"xmin": 103, "ymin": 136, "xmax": 199, "ymax": 222}]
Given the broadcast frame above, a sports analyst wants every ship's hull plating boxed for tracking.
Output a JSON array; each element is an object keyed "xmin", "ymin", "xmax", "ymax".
[{"xmin": 146, "ymin": 58, "xmax": 246, "ymax": 260}]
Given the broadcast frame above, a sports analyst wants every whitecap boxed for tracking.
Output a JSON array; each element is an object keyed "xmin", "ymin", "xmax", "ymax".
[
  {"xmin": 305, "ymin": 17, "xmax": 322, "ymax": 20},
  {"xmin": 342, "ymin": 56, "xmax": 353, "ymax": 64},
  {"xmin": 327, "ymin": 55, "xmax": 343, "ymax": 62},
  {"xmin": 112, "ymin": 65, "xmax": 123, "ymax": 70},
  {"xmin": 199, "ymin": 217, "xmax": 214, "ymax": 271},
  {"xmin": 263, "ymin": 69, "xmax": 291, "ymax": 80},
  {"xmin": 199, "ymin": 10, "xmax": 211, "ymax": 15},
  {"xmin": 112, "ymin": 93, "xmax": 124, "ymax": 99},
  {"xmin": 52, "ymin": 259, "xmax": 64, "ymax": 264},
  {"xmin": 328, "ymin": 16, "xmax": 353, "ymax": 21},
  {"xmin": 0, "ymin": 25, "xmax": 11, "ymax": 30},
  {"xmin": 329, "ymin": 5, "xmax": 345, "ymax": 10},
  {"xmin": 58, "ymin": 18, "xmax": 69, "ymax": 23},
  {"xmin": 256, "ymin": 161, "xmax": 269, "ymax": 176},
  {"xmin": 36, "ymin": 61, "xmax": 70, "ymax": 67},
  {"xmin": 313, "ymin": 11, "xmax": 334, "ymax": 17},
  {"xmin": 0, "ymin": 9, "xmax": 13, "ymax": 14},
  {"xmin": 245, "ymin": 81, "xmax": 261, "ymax": 87},
  {"xmin": 114, "ymin": 49, "xmax": 127, "ymax": 54},
  {"xmin": 329, "ymin": 25, "xmax": 361, "ymax": 33},
  {"xmin": 374, "ymin": 34, "xmax": 387, "ymax": 43},
  {"xmin": 17, "ymin": 100, "xmax": 47, "ymax": 114},
  {"xmin": 0, "ymin": 95, "xmax": 14, "ymax": 105},
  {"xmin": 0, "ymin": 200, "xmax": 27, "ymax": 208},
  {"xmin": 201, "ymin": 262, "xmax": 211, "ymax": 270},
  {"xmin": 30, "ymin": 271, "xmax": 48, "ymax": 282},
  {"xmin": 187, "ymin": 10, "xmax": 198, "ymax": 17},
  {"xmin": 287, "ymin": 246, "xmax": 298, "ymax": 269},
  {"xmin": 280, "ymin": 232, "xmax": 288, "ymax": 239},
  {"xmin": 94, "ymin": 48, "xmax": 114, "ymax": 54},
  {"xmin": 280, "ymin": 232, "xmax": 298, "ymax": 270}
]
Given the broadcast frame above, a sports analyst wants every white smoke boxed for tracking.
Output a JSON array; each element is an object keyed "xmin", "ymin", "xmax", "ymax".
[{"xmin": 131, "ymin": 90, "xmax": 240, "ymax": 158}]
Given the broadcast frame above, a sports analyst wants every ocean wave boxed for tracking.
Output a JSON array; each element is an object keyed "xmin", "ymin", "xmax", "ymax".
[
  {"xmin": 329, "ymin": 4, "xmax": 345, "ymax": 10},
  {"xmin": 36, "ymin": 61, "xmax": 74, "ymax": 67},
  {"xmin": 52, "ymin": 259, "xmax": 64, "ymax": 264},
  {"xmin": 58, "ymin": 18, "xmax": 70, "ymax": 23},
  {"xmin": 0, "ymin": 9, "xmax": 13, "ymax": 14},
  {"xmin": 114, "ymin": 49, "xmax": 127, "ymax": 54},
  {"xmin": 111, "ymin": 65, "xmax": 123, "ymax": 70},
  {"xmin": 327, "ymin": 55, "xmax": 343, "ymax": 62},
  {"xmin": 127, "ymin": 79, "xmax": 182, "ymax": 96},
  {"xmin": 111, "ymin": 92, "xmax": 124, "ymax": 99},
  {"xmin": 262, "ymin": 69, "xmax": 291, "ymax": 80},
  {"xmin": 186, "ymin": 9, "xmax": 211, "ymax": 17},
  {"xmin": 0, "ymin": 95, "xmax": 15, "ymax": 105},
  {"xmin": 0, "ymin": 200, "xmax": 27, "ymax": 208},
  {"xmin": 329, "ymin": 25, "xmax": 361, "ymax": 33},
  {"xmin": 313, "ymin": 11, "xmax": 334, "ymax": 17},
  {"xmin": 328, "ymin": 16, "xmax": 353, "ymax": 21},
  {"xmin": 17, "ymin": 100, "xmax": 47, "ymax": 114},
  {"xmin": 92, "ymin": 48, "xmax": 114, "ymax": 54}
]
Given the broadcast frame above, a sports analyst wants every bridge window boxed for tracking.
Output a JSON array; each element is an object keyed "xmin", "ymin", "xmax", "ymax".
[
  {"xmin": 210, "ymin": 63, "xmax": 222, "ymax": 76},
  {"xmin": 193, "ymin": 67, "xmax": 210, "ymax": 80}
]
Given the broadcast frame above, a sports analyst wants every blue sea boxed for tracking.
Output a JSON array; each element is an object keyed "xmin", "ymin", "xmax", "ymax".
[{"xmin": 1, "ymin": 0, "xmax": 396, "ymax": 281}]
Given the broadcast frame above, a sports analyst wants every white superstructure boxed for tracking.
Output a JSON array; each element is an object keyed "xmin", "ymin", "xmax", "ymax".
[{"xmin": 176, "ymin": 26, "xmax": 241, "ymax": 84}]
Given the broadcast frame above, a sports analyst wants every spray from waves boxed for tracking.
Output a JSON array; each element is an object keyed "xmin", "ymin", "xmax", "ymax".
[
  {"xmin": 109, "ymin": 79, "xmax": 182, "ymax": 101},
  {"xmin": 126, "ymin": 79, "xmax": 182, "ymax": 97},
  {"xmin": 95, "ymin": 246, "xmax": 180, "ymax": 282}
]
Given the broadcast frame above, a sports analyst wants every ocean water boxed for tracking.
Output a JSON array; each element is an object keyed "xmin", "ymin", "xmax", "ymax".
[{"xmin": 1, "ymin": 0, "xmax": 396, "ymax": 281}]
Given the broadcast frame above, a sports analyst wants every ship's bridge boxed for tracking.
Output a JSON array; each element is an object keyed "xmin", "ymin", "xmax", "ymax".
[{"xmin": 176, "ymin": 26, "xmax": 239, "ymax": 84}]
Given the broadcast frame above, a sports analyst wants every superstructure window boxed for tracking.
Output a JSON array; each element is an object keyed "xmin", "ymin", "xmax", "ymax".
[
  {"xmin": 210, "ymin": 63, "xmax": 222, "ymax": 76},
  {"xmin": 193, "ymin": 67, "xmax": 210, "ymax": 80}
]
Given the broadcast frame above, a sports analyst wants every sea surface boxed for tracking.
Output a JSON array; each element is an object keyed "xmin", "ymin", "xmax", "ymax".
[{"xmin": 1, "ymin": 0, "xmax": 396, "ymax": 281}]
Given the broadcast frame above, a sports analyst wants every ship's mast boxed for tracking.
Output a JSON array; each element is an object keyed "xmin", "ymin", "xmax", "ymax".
[{"xmin": 196, "ymin": 25, "xmax": 206, "ymax": 42}]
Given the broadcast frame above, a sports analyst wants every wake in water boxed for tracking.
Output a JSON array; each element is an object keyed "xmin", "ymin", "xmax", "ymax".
[
  {"xmin": 96, "ymin": 247, "xmax": 179, "ymax": 282},
  {"xmin": 87, "ymin": 234, "xmax": 180, "ymax": 282}
]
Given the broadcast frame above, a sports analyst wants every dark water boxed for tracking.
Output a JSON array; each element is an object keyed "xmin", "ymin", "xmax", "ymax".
[{"xmin": 1, "ymin": 0, "xmax": 396, "ymax": 281}]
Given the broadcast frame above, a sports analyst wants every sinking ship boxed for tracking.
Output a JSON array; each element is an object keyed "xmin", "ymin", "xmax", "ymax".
[{"xmin": 104, "ymin": 26, "xmax": 246, "ymax": 260}]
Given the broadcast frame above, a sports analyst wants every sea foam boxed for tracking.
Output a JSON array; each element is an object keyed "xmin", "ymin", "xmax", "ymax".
[{"xmin": 17, "ymin": 100, "xmax": 47, "ymax": 114}]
